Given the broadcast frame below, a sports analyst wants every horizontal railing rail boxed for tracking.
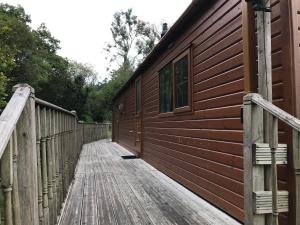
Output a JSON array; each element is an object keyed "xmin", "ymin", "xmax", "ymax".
[
  {"xmin": 243, "ymin": 93, "xmax": 300, "ymax": 225},
  {"xmin": 0, "ymin": 83, "xmax": 111, "ymax": 225}
]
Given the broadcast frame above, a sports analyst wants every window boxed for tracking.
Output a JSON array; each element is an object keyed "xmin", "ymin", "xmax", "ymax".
[
  {"xmin": 159, "ymin": 49, "xmax": 191, "ymax": 114},
  {"xmin": 136, "ymin": 79, "xmax": 141, "ymax": 114},
  {"xmin": 159, "ymin": 63, "xmax": 173, "ymax": 113},
  {"xmin": 174, "ymin": 55, "xmax": 189, "ymax": 108}
]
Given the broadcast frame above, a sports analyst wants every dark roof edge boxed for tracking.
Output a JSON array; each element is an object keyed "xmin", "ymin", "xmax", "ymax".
[{"xmin": 112, "ymin": 0, "xmax": 207, "ymax": 102}]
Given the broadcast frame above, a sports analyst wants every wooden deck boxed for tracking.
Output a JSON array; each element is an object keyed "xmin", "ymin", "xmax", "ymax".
[{"xmin": 59, "ymin": 140, "xmax": 241, "ymax": 225}]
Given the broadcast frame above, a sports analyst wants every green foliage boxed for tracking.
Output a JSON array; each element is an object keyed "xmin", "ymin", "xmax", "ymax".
[
  {"xmin": 0, "ymin": 3, "xmax": 96, "ymax": 119},
  {"xmin": 84, "ymin": 67, "xmax": 132, "ymax": 121},
  {"xmin": 0, "ymin": 4, "xmax": 158, "ymax": 122},
  {"xmin": 104, "ymin": 8, "xmax": 160, "ymax": 71},
  {"xmin": 0, "ymin": 73, "xmax": 8, "ymax": 109}
]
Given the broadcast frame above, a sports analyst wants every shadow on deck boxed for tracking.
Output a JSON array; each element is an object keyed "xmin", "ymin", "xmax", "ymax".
[{"xmin": 59, "ymin": 140, "xmax": 241, "ymax": 225}]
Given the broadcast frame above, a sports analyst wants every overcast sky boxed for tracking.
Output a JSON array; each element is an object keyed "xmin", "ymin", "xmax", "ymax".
[{"xmin": 2, "ymin": 0, "xmax": 192, "ymax": 80}]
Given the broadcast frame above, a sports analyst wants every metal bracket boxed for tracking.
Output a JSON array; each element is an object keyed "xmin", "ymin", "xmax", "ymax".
[{"xmin": 246, "ymin": 0, "xmax": 271, "ymax": 12}]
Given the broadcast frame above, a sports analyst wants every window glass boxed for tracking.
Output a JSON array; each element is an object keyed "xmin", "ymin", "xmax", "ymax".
[
  {"xmin": 174, "ymin": 55, "xmax": 188, "ymax": 108},
  {"xmin": 159, "ymin": 64, "xmax": 173, "ymax": 113},
  {"xmin": 136, "ymin": 79, "xmax": 141, "ymax": 113}
]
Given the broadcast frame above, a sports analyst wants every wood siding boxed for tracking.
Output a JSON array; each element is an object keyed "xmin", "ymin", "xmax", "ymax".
[{"xmin": 113, "ymin": 0, "xmax": 296, "ymax": 223}]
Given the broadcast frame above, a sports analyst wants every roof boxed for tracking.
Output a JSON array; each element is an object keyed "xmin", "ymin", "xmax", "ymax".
[{"xmin": 113, "ymin": 0, "xmax": 208, "ymax": 101}]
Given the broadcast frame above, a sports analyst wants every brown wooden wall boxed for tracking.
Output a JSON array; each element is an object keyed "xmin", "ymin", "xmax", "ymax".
[
  {"xmin": 113, "ymin": 85, "xmax": 136, "ymax": 152},
  {"xmin": 113, "ymin": 0, "xmax": 296, "ymax": 223}
]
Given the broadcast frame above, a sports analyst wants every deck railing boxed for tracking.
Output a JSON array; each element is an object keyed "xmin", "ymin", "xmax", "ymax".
[
  {"xmin": 0, "ymin": 84, "xmax": 111, "ymax": 225},
  {"xmin": 243, "ymin": 93, "xmax": 300, "ymax": 225}
]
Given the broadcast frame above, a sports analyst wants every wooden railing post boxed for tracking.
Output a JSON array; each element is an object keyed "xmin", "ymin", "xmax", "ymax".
[
  {"xmin": 269, "ymin": 115, "xmax": 279, "ymax": 225},
  {"xmin": 35, "ymin": 105, "xmax": 44, "ymax": 225},
  {"xmin": 293, "ymin": 130, "xmax": 300, "ymax": 225},
  {"xmin": 54, "ymin": 111, "xmax": 60, "ymax": 217},
  {"xmin": 1, "ymin": 138, "xmax": 13, "ymax": 225},
  {"xmin": 13, "ymin": 84, "xmax": 39, "ymax": 225},
  {"xmin": 243, "ymin": 94, "xmax": 265, "ymax": 225},
  {"xmin": 12, "ymin": 130, "xmax": 21, "ymax": 225},
  {"xmin": 46, "ymin": 109, "xmax": 54, "ymax": 225},
  {"xmin": 50, "ymin": 109, "xmax": 57, "ymax": 224},
  {"xmin": 41, "ymin": 107, "xmax": 50, "ymax": 225}
]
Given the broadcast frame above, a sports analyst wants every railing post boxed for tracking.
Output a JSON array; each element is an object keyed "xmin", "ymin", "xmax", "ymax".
[
  {"xmin": 41, "ymin": 107, "xmax": 49, "ymax": 225},
  {"xmin": 243, "ymin": 94, "xmax": 265, "ymax": 225},
  {"xmin": 46, "ymin": 109, "xmax": 54, "ymax": 225},
  {"xmin": 293, "ymin": 130, "xmax": 300, "ymax": 225},
  {"xmin": 13, "ymin": 84, "xmax": 39, "ymax": 225},
  {"xmin": 50, "ymin": 109, "xmax": 57, "ymax": 224},
  {"xmin": 1, "ymin": 138, "xmax": 13, "ymax": 225},
  {"xmin": 35, "ymin": 105, "xmax": 44, "ymax": 225},
  {"xmin": 12, "ymin": 130, "xmax": 21, "ymax": 225},
  {"xmin": 269, "ymin": 115, "xmax": 279, "ymax": 225}
]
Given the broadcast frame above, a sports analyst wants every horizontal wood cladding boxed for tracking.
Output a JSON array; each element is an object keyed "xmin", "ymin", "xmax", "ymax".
[
  {"xmin": 113, "ymin": 85, "xmax": 138, "ymax": 154},
  {"xmin": 113, "ymin": 0, "xmax": 293, "ymax": 223}
]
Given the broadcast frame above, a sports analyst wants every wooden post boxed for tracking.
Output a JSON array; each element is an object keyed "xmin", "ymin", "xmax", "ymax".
[
  {"xmin": 13, "ymin": 84, "xmax": 39, "ymax": 225},
  {"xmin": 256, "ymin": 1, "xmax": 273, "ymax": 224},
  {"xmin": 244, "ymin": 94, "xmax": 265, "ymax": 225},
  {"xmin": 293, "ymin": 130, "xmax": 300, "ymax": 225},
  {"xmin": 1, "ymin": 138, "xmax": 13, "ymax": 225},
  {"xmin": 41, "ymin": 107, "xmax": 49, "ymax": 225},
  {"xmin": 35, "ymin": 105, "xmax": 44, "ymax": 225},
  {"xmin": 54, "ymin": 111, "xmax": 60, "ymax": 216},
  {"xmin": 269, "ymin": 115, "xmax": 279, "ymax": 225},
  {"xmin": 46, "ymin": 109, "xmax": 54, "ymax": 225},
  {"xmin": 50, "ymin": 109, "xmax": 57, "ymax": 223},
  {"xmin": 12, "ymin": 130, "xmax": 21, "ymax": 225}
]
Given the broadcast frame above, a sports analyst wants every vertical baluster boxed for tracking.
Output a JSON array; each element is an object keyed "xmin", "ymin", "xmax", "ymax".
[
  {"xmin": 62, "ymin": 114, "xmax": 67, "ymax": 198},
  {"xmin": 269, "ymin": 115, "xmax": 279, "ymax": 225},
  {"xmin": 64, "ymin": 114, "xmax": 68, "ymax": 195},
  {"xmin": 12, "ymin": 130, "xmax": 21, "ymax": 225},
  {"xmin": 55, "ymin": 111, "xmax": 60, "ymax": 217},
  {"xmin": 1, "ymin": 137, "xmax": 13, "ymax": 225},
  {"xmin": 69, "ymin": 116, "xmax": 73, "ymax": 180},
  {"xmin": 46, "ymin": 109, "xmax": 54, "ymax": 225},
  {"xmin": 57, "ymin": 112, "xmax": 62, "ymax": 208},
  {"xmin": 60, "ymin": 113, "xmax": 64, "ymax": 200},
  {"xmin": 51, "ymin": 110, "xmax": 57, "ymax": 224},
  {"xmin": 293, "ymin": 130, "xmax": 300, "ymax": 225},
  {"xmin": 36, "ymin": 105, "xmax": 44, "ymax": 225},
  {"xmin": 41, "ymin": 107, "xmax": 49, "ymax": 225}
]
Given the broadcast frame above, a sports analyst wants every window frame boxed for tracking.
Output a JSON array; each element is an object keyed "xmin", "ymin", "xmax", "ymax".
[
  {"xmin": 135, "ymin": 77, "xmax": 142, "ymax": 115},
  {"xmin": 172, "ymin": 49, "xmax": 191, "ymax": 113},
  {"xmin": 158, "ymin": 48, "xmax": 192, "ymax": 116}
]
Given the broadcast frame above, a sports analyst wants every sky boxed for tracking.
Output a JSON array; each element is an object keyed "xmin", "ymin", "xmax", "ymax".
[{"xmin": 2, "ymin": 0, "xmax": 192, "ymax": 81}]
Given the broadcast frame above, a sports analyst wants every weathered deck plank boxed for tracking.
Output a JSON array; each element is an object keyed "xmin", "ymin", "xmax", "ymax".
[{"xmin": 59, "ymin": 140, "xmax": 241, "ymax": 225}]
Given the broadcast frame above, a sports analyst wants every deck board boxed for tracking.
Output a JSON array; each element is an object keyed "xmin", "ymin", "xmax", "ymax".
[{"xmin": 59, "ymin": 140, "xmax": 241, "ymax": 225}]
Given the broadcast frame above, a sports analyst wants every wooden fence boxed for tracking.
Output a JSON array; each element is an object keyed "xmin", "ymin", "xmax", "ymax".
[{"xmin": 0, "ymin": 84, "xmax": 111, "ymax": 225}]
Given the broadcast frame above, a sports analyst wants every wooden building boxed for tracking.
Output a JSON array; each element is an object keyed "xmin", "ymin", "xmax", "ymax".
[{"xmin": 112, "ymin": 0, "xmax": 300, "ymax": 224}]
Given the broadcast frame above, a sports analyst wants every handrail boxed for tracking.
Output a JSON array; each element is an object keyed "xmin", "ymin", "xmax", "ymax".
[
  {"xmin": 244, "ymin": 93, "xmax": 300, "ymax": 132},
  {"xmin": 35, "ymin": 98, "xmax": 76, "ymax": 116},
  {"xmin": 0, "ymin": 84, "xmax": 32, "ymax": 159}
]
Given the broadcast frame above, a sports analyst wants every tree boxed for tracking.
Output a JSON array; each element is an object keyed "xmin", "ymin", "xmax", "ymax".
[{"xmin": 104, "ymin": 8, "xmax": 160, "ymax": 71}]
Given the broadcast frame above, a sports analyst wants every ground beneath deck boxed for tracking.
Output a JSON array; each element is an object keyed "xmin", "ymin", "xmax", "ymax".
[{"xmin": 59, "ymin": 140, "xmax": 240, "ymax": 225}]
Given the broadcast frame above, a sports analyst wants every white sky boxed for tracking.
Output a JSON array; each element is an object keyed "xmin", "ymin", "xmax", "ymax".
[{"xmin": 2, "ymin": 0, "xmax": 192, "ymax": 81}]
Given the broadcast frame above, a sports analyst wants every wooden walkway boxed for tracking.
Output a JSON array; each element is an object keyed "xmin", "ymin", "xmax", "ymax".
[{"xmin": 59, "ymin": 140, "xmax": 241, "ymax": 225}]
